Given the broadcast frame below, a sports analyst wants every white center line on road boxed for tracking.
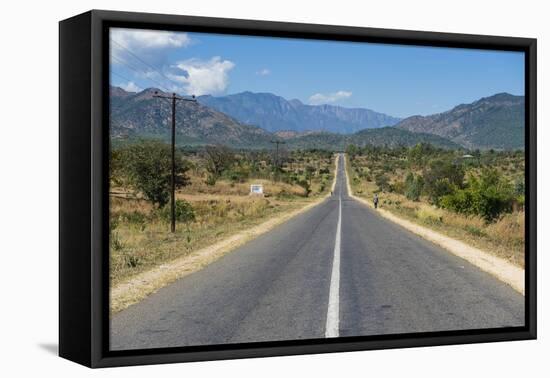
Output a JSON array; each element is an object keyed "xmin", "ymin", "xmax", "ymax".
[{"xmin": 325, "ymin": 156, "xmax": 342, "ymax": 338}]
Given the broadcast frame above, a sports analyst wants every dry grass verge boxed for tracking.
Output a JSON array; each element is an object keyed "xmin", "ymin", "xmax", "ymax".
[{"xmin": 344, "ymin": 155, "xmax": 524, "ymax": 295}]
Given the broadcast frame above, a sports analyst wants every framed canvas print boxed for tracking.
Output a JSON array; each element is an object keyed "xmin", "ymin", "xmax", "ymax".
[{"xmin": 59, "ymin": 10, "xmax": 536, "ymax": 368}]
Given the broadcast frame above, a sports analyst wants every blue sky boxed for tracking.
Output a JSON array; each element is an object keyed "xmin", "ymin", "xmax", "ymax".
[{"xmin": 110, "ymin": 28, "xmax": 524, "ymax": 118}]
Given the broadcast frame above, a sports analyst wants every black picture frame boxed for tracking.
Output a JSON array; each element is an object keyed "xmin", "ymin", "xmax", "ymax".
[{"xmin": 59, "ymin": 9, "xmax": 537, "ymax": 368}]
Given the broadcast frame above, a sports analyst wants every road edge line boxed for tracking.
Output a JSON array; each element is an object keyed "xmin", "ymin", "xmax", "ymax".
[{"xmin": 343, "ymin": 154, "xmax": 525, "ymax": 295}]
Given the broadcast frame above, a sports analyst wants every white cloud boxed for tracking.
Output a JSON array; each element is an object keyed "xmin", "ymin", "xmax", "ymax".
[
  {"xmin": 256, "ymin": 68, "xmax": 271, "ymax": 76},
  {"xmin": 308, "ymin": 90, "xmax": 352, "ymax": 105},
  {"xmin": 167, "ymin": 57, "xmax": 235, "ymax": 96},
  {"xmin": 110, "ymin": 28, "xmax": 192, "ymax": 66},
  {"xmin": 119, "ymin": 81, "xmax": 141, "ymax": 92},
  {"xmin": 111, "ymin": 28, "xmax": 192, "ymax": 51}
]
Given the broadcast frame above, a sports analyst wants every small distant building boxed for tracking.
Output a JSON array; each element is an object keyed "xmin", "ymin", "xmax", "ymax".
[
  {"xmin": 462, "ymin": 154, "xmax": 474, "ymax": 158},
  {"xmin": 250, "ymin": 184, "xmax": 264, "ymax": 196}
]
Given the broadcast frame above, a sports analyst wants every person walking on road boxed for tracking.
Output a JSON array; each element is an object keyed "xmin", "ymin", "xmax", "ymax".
[{"xmin": 373, "ymin": 193, "xmax": 379, "ymax": 209}]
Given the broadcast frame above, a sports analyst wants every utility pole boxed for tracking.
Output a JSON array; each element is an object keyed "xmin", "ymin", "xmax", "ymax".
[
  {"xmin": 270, "ymin": 140, "xmax": 286, "ymax": 181},
  {"xmin": 154, "ymin": 91, "xmax": 197, "ymax": 233}
]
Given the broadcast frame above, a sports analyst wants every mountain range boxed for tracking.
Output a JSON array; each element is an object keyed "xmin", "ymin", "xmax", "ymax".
[
  {"xmin": 198, "ymin": 91, "xmax": 401, "ymax": 134},
  {"xmin": 280, "ymin": 128, "xmax": 460, "ymax": 150},
  {"xmin": 396, "ymin": 93, "xmax": 524, "ymax": 150},
  {"xmin": 110, "ymin": 86, "xmax": 524, "ymax": 150},
  {"xmin": 110, "ymin": 87, "xmax": 273, "ymax": 148}
]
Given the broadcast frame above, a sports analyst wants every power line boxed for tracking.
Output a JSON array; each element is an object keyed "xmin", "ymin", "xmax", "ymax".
[
  {"xmin": 110, "ymin": 70, "xmax": 139, "ymax": 87},
  {"xmin": 109, "ymin": 54, "xmax": 172, "ymax": 92},
  {"xmin": 110, "ymin": 38, "xmax": 184, "ymax": 93}
]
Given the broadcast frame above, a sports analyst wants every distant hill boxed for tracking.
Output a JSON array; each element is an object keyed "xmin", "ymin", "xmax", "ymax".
[
  {"xmin": 110, "ymin": 87, "xmax": 274, "ymax": 148},
  {"xmin": 198, "ymin": 91, "xmax": 401, "ymax": 134},
  {"xmin": 396, "ymin": 93, "xmax": 524, "ymax": 150},
  {"xmin": 110, "ymin": 86, "xmax": 460, "ymax": 150},
  {"xmin": 286, "ymin": 127, "xmax": 461, "ymax": 150}
]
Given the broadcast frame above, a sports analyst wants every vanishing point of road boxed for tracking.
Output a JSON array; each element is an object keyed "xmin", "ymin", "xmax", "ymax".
[{"xmin": 111, "ymin": 154, "xmax": 524, "ymax": 350}]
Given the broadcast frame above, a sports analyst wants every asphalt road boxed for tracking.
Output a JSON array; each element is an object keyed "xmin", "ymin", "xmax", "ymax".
[{"xmin": 110, "ymin": 154, "xmax": 524, "ymax": 350}]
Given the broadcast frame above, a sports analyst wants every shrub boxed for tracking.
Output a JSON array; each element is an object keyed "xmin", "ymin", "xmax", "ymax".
[
  {"xmin": 404, "ymin": 172, "xmax": 424, "ymax": 201},
  {"xmin": 465, "ymin": 225, "xmax": 486, "ymax": 237},
  {"xmin": 124, "ymin": 253, "xmax": 141, "ymax": 268},
  {"xmin": 392, "ymin": 181, "xmax": 406, "ymax": 195},
  {"xmin": 297, "ymin": 179, "xmax": 311, "ymax": 197},
  {"xmin": 202, "ymin": 145, "xmax": 235, "ymax": 185},
  {"xmin": 160, "ymin": 199, "xmax": 196, "ymax": 224},
  {"xmin": 114, "ymin": 141, "xmax": 191, "ymax": 207},
  {"xmin": 122, "ymin": 211, "xmax": 148, "ymax": 225},
  {"xmin": 160, "ymin": 199, "xmax": 196, "ymax": 242},
  {"xmin": 205, "ymin": 175, "xmax": 217, "ymax": 186},
  {"xmin": 375, "ymin": 173, "xmax": 391, "ymax": 192},
  {"xmin": 227, "ymin": 163, "xmax": 251, "ymax": 183},
  {"xmin": 422, "ymin": 160, "xmax": 464, "ymax": 205},
  {"xmin": 440, "ymin": 169, "xmax": 514, "ymax": 221},
  {"xmin": 111, "ymin": 232, "xmax": 124, "ymax": 251}
]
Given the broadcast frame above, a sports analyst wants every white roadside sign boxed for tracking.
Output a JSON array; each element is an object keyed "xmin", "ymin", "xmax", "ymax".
[{"xmin": 250, "ymin": 184, "xmax": 264, "ymax": 195}]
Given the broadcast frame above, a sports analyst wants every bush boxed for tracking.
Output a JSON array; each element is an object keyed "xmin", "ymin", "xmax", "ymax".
[
  {"xmin": 227, "ymin": 163, "xmax": 251, "ymax": 183},
  {"xmin": 375, "ymin": 173, "xmax": 391, "ymax": 192},
  {"xmin": 423, "ymin": 160, "xmax": 464, "ymax": 205},
  {"xmin": 404, "ymin": 172, "xmax": 424, "ymax": 201},
  {"xmin": 440, "ymin": 169, "xmax": 514, "ymax": 221},
  {"xmin": 122, "ymin": 211, "xmax": 148, "ymax": 225},
  {"xmin": 465, "ymin": 225, "xmax": 486, "ymax": 237},
  {"xmin": 114, "ymin": 141, "xmax": 190, "ymax": 207},
  {"xmin": 124, "ymin": 253, "xmax": 141, "ymax": 268},
  {"xmin": 160, "ymin": 199, "xmax": 196, "ymax": 224},
  {"xmin": 297, "ymin": 179, "xmax": 311, "ymax": 197},
  {"xmin": 203, "ymin": 145, "xmax": 235, "ymax": 185},
  {"xmin": 205, "ymin": 175, "xmax": 217, "ymax": 186},
  {"xmin": 392, "ymin": 181, "xmax": 406, "ymax": 195},
  {"xmin": 111, "ymin": 232, "xmax": 124, "ymax": 251}
]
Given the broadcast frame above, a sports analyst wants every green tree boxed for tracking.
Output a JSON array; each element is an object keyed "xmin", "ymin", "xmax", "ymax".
[
  {"xmin": 408, "ymin": 143, "xmax": 435, "ymax": 167},
  {"xmin": 440, "ymin": 168, "xmax": 514, "ymax": 221},
  {"xmin": 404, "ymin": 172, "xmax": 424, "ymax": 201},
  {"xmin": 422, "ymin": 160, "xmax": 464, "ymax": 205},
  {"xmin": 203, "ymin": 145, "xmax": 234, "ymax": 185},
  {"xmin": 116, "ymin": 141, "xmax": 190, "ymax": 207}
]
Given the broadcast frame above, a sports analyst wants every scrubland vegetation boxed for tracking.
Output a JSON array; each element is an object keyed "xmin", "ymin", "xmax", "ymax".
[
  {"xmin": 110, "ymin": 140, "xmax": 334, "ymax": 284},
  {"xmin": 346, "ymin": 143, "xmax": 525, "ymax": 266},
  {"xmin": 110, "ymin": 136, "xmax": 526, "ymax": 287}
]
